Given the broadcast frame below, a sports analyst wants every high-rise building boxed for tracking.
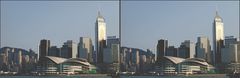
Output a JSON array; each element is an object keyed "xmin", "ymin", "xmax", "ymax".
[
  {"xmin": 103, "ymin": 48, "xmax": 112, "ymax": 64},
  {"xmin": 225, "ymin": 36, "xmax": 238, "ymax": 46},
  {"xmin": 112, "ymin": 44, "xmax": 120, "ymax": 63},
  {"xmin": 60, "ymin": 40, "xmax": 78, "ymax": 58},
  {"xmin": 4, "ymin": 48, "xmax": 9, "ymax": 64},
  {"xmin": 95, "ymin": 11, "xmax": 107, "ymax": 63},
  {"xmin": 78, "ymin": 37, "xmax": 93, "ymax": 62},
  {"xmin": 178, "ymin": 40, "xmax": 195, "ymax": 58},
  {"xmin": 107, "ymin": 36, "xmax": 120, "ymax": 48},
  {"xmin": 156, "ymin": 39, "xmax": 168, "ymax": 62},
  {"xmin": 132, "ymin": 50, "xmax": 139, "ymax": 71},
  {"xmin": 238, "ymin": 41, "xmax": 240, "ymax": 59},
  {"xmin": 106, "ymin": 36, "xmax": 120, "ymax": 63},
  {"xmin": 39, "ymin": 39, "xmax": 50, "ymax": 58},
  {"xmin": 221, "ymin": 36, "xmax": 239, "ymax": 64},
  {"xmin": 0, "ymin": 53, "xmax": 7, "ymax": 66},
  {"xmin": 196, "ymin": 36, "xmax": 211, "ymax": 63},
  {"xmin": 48, "ymin": 46, "xmax": 60, "ymax": 57},
  {"xmin": 212, "ymin": 11, "xmax": 224, "ymax": 65},
  {"xmin": 221, "ymin": 43, "xmax": 238, "ymax": 63},
  {"xmin": 166, "ymin": 46, "xmax": 178, "ymax": 57},
  {"xmin": 14, "ymin": 50, "xmax": 22, "ymax": 65},
  {"xmin": 103, "ymin": 44, "xmax": 120, "ymax": 64}
]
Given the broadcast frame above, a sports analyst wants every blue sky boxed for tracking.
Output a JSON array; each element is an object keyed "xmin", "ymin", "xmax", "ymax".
[
  {"xmin": 1, "ymin": 1, "xmax": 239, "ymax": 54},
  {"xmin": 1, "ymin": 1, "xmax": 119, "ymax": 52},
  {"xmin": 121, "ymin": 1, "xmax": 239, "ymax": 53}
]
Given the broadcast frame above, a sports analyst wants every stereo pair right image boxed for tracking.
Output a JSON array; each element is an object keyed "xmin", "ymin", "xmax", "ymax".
[{"xmin": 121, "ymin": 1, "xmax": 239, "ymax": 77}]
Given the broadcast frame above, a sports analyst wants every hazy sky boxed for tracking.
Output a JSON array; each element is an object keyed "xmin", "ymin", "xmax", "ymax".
[
  {"xmin": 1, "ymin": 1, "xmax": 119, "ymax": 52},
  {"xmin": 1, "ymin": 1, "xmax": 239, "ymax": 54},
  {"xmin": 122, "ymin": 1, "xmax": 239, "ymax": 53}
]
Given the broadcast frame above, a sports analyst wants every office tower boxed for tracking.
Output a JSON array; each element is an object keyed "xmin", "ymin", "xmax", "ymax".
[
  {"xmin": 78, "ymin": 37, "xmax": 93, "ymax": 62},
  {"xmin": 8, "ymin": 49, "xmax": 14, "ymax": 64},
  {"xmin": 48, "ymin": 46, "xmax": 60, "ymax": 57},
  {"xmin": 225, "ymin": 36, "xmax": 238, "ymax": 46},
  {"xmin": 107, "ymin": 36, "xmax": 120, "ymax": 48},
  {"xmin": 221, "ymin": 36, "xmax": 239, "ymax": 63},
  {"xmin": 103, "ymin": 48, "xmax": 112, "ymax": 63},
  {"xmin": 238, "ymin": 41, "xmax": 240, "ymax": 59},
  {"xmin": 213, "ymin": 11, "xmax": 224, "ymax": 65},
  {"xmin": 103, "ymin": 43, "xmax": 120, "ymax": 63},
  {"xmin": 139, "ymin": 55, "xmax": 146, "ymax": 72},
  {"xmin": 156, "ymin": 39, "xmax": 168, "ymax": 62},
  {"xmin": 14, "ymin": 50, "xmax": 22, "ymax": 65},
  {"xmin": 132, "ymin": 50, "xmax": 139, "ymax": 71},
  {"xmin": 166, "ymin": 46, "xmax": 178, "ymax": 57},
  {"xmin": 221, "ymin": 43, "xmax": 238, "ymax": 63},
  {"xmin": 105, "ymin": 36, "xmax": 120, "ymax": 63},
  {"xmin": 112, "ymin": 44, "xmax": 120, "ymax": 63},
  {"xmin": 4, "ymin": 48, "xmax": 9, "ymax": 63},
  {"xmin": 39, "ymin": 39, "xmax": 50, "ymax": 58},
  {"xmin": 179, "ymin": 40, "xmax": 195, "ymax": 58},
  {"xmin": 196, "ymin": 36, "xmax": 211, "ymax": 63},
  {"xmin": 60, "ymin": 40, "xmax": 77, "ymax": 58},
  {"xmin": 95, "ymin": 11, "xmax": 106, "ymax": 63},
  {"xmin": 0, "ymin": 53, "xmax": 7, "ymax": 66}
]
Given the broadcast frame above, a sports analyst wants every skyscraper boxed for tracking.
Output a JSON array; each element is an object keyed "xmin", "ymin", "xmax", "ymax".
[
  {"xmin": 78, "ymin": 37, "xmax": 93, "ymax": 63},
  {"xmin": 212, "ymin": 11, "xmax": 224, "ymax": 65},
  {"xmin": 14, "ymin": 50, "xmax": 22, "ymax": 65},
  {"xmin": 178, "ymin": 40, "xmax": 195, "ymax": 58},
  {"xmin": 39, "ymin": 39, "xmax": 50, "ymax": 58},
  {"xmin": 112, "ymin": 44, "xmax": 120, "ymax": 63},
  {"xmin": 166, "ymin": 46, "xmax": 178, "ymax": 57},
  {"xmin": 156, "ymin": 39, "xmax": 168, "ymax": 62},
  {"xmin": 95, "ymin": 11, "xmax": 106, "ymax": 63},
  {"xmin": 221, "ymin": 36, "xmax": 239, "ymax": 64},
  {"xmin": 196, "ymin": 36, "xmax": 211, "ymax": 63},
  {"xmin": 48, "ymin": 46, "xmax": 60, "ymax": 57},
  {"xmin": 107, "ymin": 36, "xmax": 120, "ymax": 48},
  {"xmin": 225, "ymin": 36, "xmax": 238, "ymax": 46},
  {"xmin": 60, "ymin": 40, "xmax": 78, "ymax": 58},
  {"xmin": 103, "ymin": 36, "xmax": 120, "ymax": 64}
]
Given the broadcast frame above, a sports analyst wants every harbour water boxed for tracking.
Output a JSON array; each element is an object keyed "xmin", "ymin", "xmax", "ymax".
[{"xmin": 0, "ymin": 74, "xmax": 230, "ymax": 78}]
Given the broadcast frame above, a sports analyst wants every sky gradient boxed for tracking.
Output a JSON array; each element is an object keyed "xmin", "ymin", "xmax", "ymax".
[
  {"xmin": 1, "ymin": 1, "xmax": 119, "ymax": 52},
  {"xmin": 1, "ymin": 1, "xmax": 239, "ymax": 55},
  {"xmin": 122, "ymin": 1, "xmax": 239, "ymax": 53}
]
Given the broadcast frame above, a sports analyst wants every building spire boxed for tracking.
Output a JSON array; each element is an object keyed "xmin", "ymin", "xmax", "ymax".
[
  {"xmin": 97, "ymin": 10, "xmax": 104, "ymax": 20},
  {"xmin": 98, "ymin": 10, "xmax": 101, "ymax": 17},
  {"xmin": 215, "ymin": 5, "xmax": 219, "ymax": 16}
]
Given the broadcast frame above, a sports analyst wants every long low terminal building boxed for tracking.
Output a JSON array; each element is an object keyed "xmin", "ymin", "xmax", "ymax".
[
  {"xmin": 37, "ymin": 56, "xmax": 96, "ymax": 75},
  {"xmin": 155, "ymin": 56, "xmax": 214, "ymax": 75}
]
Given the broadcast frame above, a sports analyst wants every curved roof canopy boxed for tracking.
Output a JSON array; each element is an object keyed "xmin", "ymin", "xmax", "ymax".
[
  {"xmin": 163, "ymin": 56, "xmax": 211, "ymax": 66},
  {"xmin": 44, "ymin": 56, "xmax": 91, "ymax": 66},
  {"xmin": 45, "ymin": 56, "xmax": 67, "ymax": 64},
  {"xmin": 164, "ymin": 56, "xmax": 185, "ymax": 64}
]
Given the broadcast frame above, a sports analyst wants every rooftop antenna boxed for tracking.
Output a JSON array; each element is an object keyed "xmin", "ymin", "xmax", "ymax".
[
  {"xmin": 98, "ymin": 7, "xmax": 100, "ymax": 16},
  {"xmin": 97, "ymin": 4, "xmax": 102, "ymax": 17},
  {"xmin": 215, "ymin": 5, "xmax": 219, "ymax": 16}
]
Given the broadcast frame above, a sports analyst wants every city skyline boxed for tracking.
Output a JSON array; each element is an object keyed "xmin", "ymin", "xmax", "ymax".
[
  {"xmin": 122, "ymin": 1, "xmax": 239, "ymax": 53},
  {"xmin": 1, "ymin": 1, "xmax": 119, "ymax": 52},
  {"xmin": 0, "ymin": 0, "xmax": 240, "ymax": 76}
]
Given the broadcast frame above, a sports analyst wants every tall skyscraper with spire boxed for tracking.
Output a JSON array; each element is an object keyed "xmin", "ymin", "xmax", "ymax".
[
  {"xmin": 212, "ymin": 11, "xmax": 224, "ymax": 65},
  {"xmin": 95, "ymin": 11, "xmax": 106, "ymax": 63}
]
